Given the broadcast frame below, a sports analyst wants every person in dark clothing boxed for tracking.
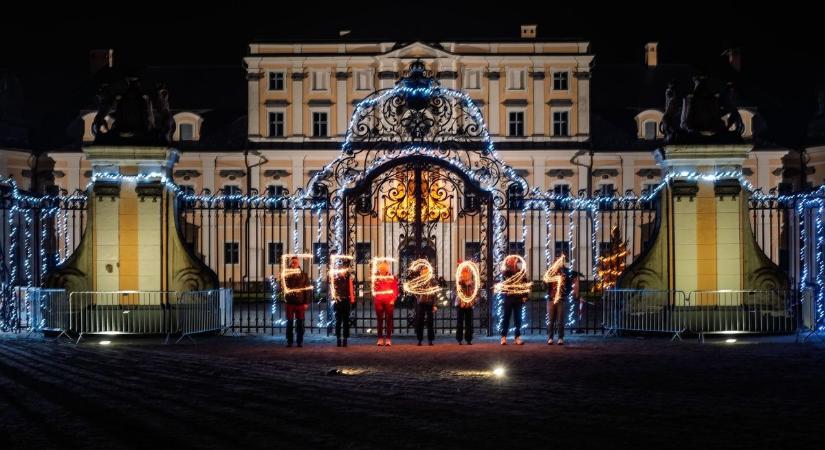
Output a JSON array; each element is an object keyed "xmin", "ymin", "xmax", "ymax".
[
  {"xmin": 497, "ymin": 255, "xmax": 531, "ymax": 345},
  {"xmin": 283, "ymin": 256, "xmax": 311, "ymax": 347},
  {"xmin": 455, "ymin": 261, "xmax": 479, "ymax": 345},
  {"xmin": 544, "ymin": 255, "xmax": 578, "ymax": 345},
  {"xmin": 330, "ymin": 257, "xmax": 356, "ymax": 347},
  {"xmin": 405, "ymin": 260, "xmax": 440, "ymax": 346}
]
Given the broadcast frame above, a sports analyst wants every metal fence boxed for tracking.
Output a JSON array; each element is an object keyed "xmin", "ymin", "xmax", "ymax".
[
  {"xmin": 603, "ymin": 289, "xmax": 799, "ymax": 341},
  {"xmin": 66, "ymin": 290, "xmax": 232, "ymax": 343},
  {"xmin": 177, "ymin": 289, "xmax": 233, "ymax": 342},
  {"xmin": 11, "ymin": 287, "xmax": 69, "ymax": 334},
  {"xmin": 3, "ymin": 178, "xmax": 824, "ymax": 338}
]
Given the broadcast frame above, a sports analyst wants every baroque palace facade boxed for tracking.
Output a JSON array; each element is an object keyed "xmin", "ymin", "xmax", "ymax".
[{"xmin": 0, "ymin": 33, "xmax": 802, "ymax": 200}]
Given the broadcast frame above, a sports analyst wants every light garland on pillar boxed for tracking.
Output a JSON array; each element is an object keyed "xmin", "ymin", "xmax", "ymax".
[{"xmin": 403, "ymin": 259, "xmax": 441, "ymax": 295}]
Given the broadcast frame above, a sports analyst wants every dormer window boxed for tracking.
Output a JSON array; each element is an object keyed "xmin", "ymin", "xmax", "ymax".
[
  {"xmin": 643, "ymin": 121, "xmax": 658, "ymax": 140},
  {"xmin": 172, "ymin": 112, "xmax": 203, "ymax": 141},
  {"xmin": 179, "ymin": 123, "xmax": 194, "ymax": 141}
]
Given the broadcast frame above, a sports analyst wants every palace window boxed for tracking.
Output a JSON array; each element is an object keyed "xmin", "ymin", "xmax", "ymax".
[
  {"xmin": 356, "ymin": 242, "xmax": 372, "ymax": 264},
  {"xmin": 507, "ymin": 68, "xmax": 526, "ymax": 90},
  {"xmin": 179, "ymin": 123, "xmax": 194, "ymax": 141},
  {"xmin": 355, "ymin": 70, "xmax": 373, "ymax": 91},
  {"xmin": 268, "ymin": 111, "xmax": 285, "ymax": 137},
  {"xmin": 552, "ymin": 71, "xmax": 569, "ymax": 91},
  {"xmin": 268, "ymin": 71, "xmax": 285, "ymax": 91},
  {"xmin": 312, "ymin": 111, "xmax": 329, "ymax": 137},
  {"xmin": 553, "ymin": 184, "xmax": 571, "ymax": 197},
  {"xmin": 552, "ymin": 110, "xmax": 569, "ymax": 136},
  {"xmin": 311, "ymin": 70, "xmax": 329, "ymax": 91},
  {"xmin": 555, "ymin": 241, "xmax": 570, "ymax": 258},
  {"xmin": 464, "ymin": 242, "xmax": 481, "ymax": 262},
  {"xmin": 463, "ymin": 69, "xmax": 481, "ymax": 89},
  {"xmin": 508, "ymin": 110, "xmax": 525, "ymax": 137},
  {"xmin": 268, "ymin": 242, "xmax": 283, "ymax": 265},
  {"xmin": 643, "ymin": 121, "xmax": 658, "ymax": 140},
  {"xmin": 508, "ymin": 241, "xmax": 526, "ymax": 257},
  {"xmin": 224, "ymin": 242, "xmax": 240, "ymax": 265},
  {"xmin": 223, "ymin": 185, "xmax": 242, "ymax": 210}
]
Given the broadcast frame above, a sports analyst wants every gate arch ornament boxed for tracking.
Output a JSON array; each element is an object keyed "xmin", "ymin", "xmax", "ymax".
[{"xmin": 298, "ymin": 60, "xmax": 529, "ymax": 273}]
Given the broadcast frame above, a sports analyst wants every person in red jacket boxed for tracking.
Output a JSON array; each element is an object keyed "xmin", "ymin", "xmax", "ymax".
[
  {"xmin": 372, "ymin": 259, "xmax": 398, "ymax": 347},
  {"xmin": 283, "ymin": 256, "xmax": 311, "ymax": 347}
]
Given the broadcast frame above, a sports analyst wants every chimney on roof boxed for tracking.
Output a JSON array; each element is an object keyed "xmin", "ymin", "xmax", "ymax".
[
  {"xmin": 521, "ymin": 24, "xmax": 537, "ymax": 39},
  {"xmin": 645, "ymin": 42, "xmax": 658, "ymax": 67},
  {"xmin": 723, "ymin": 48, "xmax": 742, "ymax": 72},
  {"xmin": 89, "ymin": 49, "xmax": 113, "ymax": 74}
]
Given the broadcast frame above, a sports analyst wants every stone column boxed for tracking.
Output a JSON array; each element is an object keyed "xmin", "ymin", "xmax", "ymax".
[
  {"xmin": 247, "ymin": 70, "xmax": 263, "ymax": 138},
  {"xmin": 291, "ymin": 69, "xmax": 305, "ymax": 137},
  {"xmin": 200, "ymin": 153, "xmax": 217, "ymax": 194},
  {"xmin": 335, "ymin": 69, "xmax": 349, "ymax": 137},
  {"xmin": 487, "ymin": 69, "xmax": 500, "ymax": 136},
  {"xmin": 532, "ymin": 69, "xmax": 545, "ymax": 136},
  {"xmin": 575, "ymin": 69, "xmax": 591, "ymax": 137}
]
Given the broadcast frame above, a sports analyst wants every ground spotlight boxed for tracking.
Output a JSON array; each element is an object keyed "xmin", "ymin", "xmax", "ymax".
[
  {"xmin": 99, "ymin": 340, "xmax": 112, "ymax": 346},
  {"xmin": 725, "ymin": 338, "xmax": 737, "ymax": 344},
  {"xmin": 492, "ymin": 366, "xmax": 506, "ymax": 378}
]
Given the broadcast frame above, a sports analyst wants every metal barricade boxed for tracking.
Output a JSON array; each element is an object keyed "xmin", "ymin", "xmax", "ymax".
[
  {"xmin": 68, "ymin": 291, "xmax": 178, "ymax": 343},
  {"xmin": 603, "ymin": 290, "xmax": 687, "ymax": 340},
  {"xmin": 13, "ymin": 287, "xmax": 69, "ymax": 335},
  {"xmin": 687, "ymin": 290, "xmax": 798, "ymax": 341},
  {"xmin": 603, "ymin": 289, "xmax": 799, "ymax": 341},
  {"xmin": 176, "ymin": 288, "xmax": 233, "ymax": 342}
]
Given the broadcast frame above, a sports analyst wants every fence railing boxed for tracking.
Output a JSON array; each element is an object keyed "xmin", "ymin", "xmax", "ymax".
[
  {"xmin": 177, "ymin": 289, "xmax": 233, "ymax": 342},
  {"xmin": 603, "ymin": 289, "xmax": 799, "ymax": 341},
  {"xmin": 63, "ymin": 289, "xmax": 232, "ymax": 343},
  {"xmin": 12, "ymin": 287, "xmax": 69, "ymax": 334}
]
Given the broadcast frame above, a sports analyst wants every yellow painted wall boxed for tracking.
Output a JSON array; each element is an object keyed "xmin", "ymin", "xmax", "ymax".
[{"xmin": 94, "ymin": 196, "xmax": 119, "ymax": 291}]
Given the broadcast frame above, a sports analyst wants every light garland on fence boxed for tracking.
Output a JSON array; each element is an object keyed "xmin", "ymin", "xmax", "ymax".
[
  {"xmin": 494, "ymin": 255, "xmax": 531, "ymax": 295},
  {"xmin": 279, "ymin": 254, "xmax": 313, "ymax": 295},
  {"xmin": 4, "ymin": 76, "xmax": 825, "ymax": 336},
  {"xmin": 267, "ymin": 275, "xmax": 286, "ymax": 326},
  {"xmin": 371, "ymin": 257, "xmax": 397, "ymax": 297},
  {"xmin": 403, "ymin": 259, "xmax": 441, "ymax": 295},
  {"xmin": 455, "ymin": 260, "xmax": 480, "ymax": 305},
  {"xmin": 328, "ymin": 254, "xmax": 354, "ymax": 303}
]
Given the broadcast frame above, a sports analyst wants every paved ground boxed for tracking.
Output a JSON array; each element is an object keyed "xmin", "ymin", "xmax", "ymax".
[{"xmin": 0, "ymin": 333, "xmax": 823, "ymax": 449}]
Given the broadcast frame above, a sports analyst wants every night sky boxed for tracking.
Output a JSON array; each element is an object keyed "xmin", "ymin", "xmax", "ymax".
[{"xmin": 1, "ymin": 3, "xmax": 823, "ymax": 148}]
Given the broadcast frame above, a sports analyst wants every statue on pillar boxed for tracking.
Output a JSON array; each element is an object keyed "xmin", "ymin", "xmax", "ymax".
[
  {"xmin": 661, "ymin": 75, "xmax": 745, "ymax": 144},
  {"xmin": 91, "ymin": 77, "xmax": 175, "ymax": 146}
]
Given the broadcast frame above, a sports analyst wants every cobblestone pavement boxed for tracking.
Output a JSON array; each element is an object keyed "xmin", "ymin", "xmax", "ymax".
[{"xmin": 1, "ymin": 333, "xmax": 823, "ymax": 449}]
